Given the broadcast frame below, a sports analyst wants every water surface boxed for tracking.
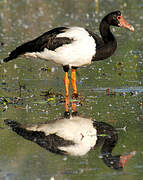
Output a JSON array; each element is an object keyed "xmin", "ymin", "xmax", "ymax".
[{"xmin": 0, "ymin": 0, "xmax": 143, "ymax": 179}]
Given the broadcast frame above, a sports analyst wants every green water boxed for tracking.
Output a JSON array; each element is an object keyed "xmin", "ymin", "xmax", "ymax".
[{"xmin": 0, "ymin": 0, "xmax": 143, "ymax": 179}]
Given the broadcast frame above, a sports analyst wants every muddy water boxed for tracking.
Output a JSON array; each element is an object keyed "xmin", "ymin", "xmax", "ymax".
[{"xmin": 0, "ymin": 0, "xmax": 143, "ymax": 179}]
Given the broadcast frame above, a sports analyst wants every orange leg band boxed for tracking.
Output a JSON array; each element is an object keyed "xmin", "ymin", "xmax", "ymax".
[{"xmin": 71, "ymin": 69, "xmax": 77, "ymax": 95}]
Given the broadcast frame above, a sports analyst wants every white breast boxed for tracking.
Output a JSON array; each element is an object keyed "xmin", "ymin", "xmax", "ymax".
[
  {"xmin": 27, "ymin": 116, "xmax": 97, "ymax": 156},
  {"xmin": 25, "ymin": 27, "xmax": 96, "ymax": 67}
]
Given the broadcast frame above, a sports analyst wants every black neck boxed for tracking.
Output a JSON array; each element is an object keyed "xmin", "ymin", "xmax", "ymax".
[
  {"xmin": 100, "ymin": 19, "xmax": 115, "ymax": 43},
  {"xmin": 92, "ymin": 19, "xmax": 117, "ymax": 61},
  {"xmin": 94, "ymin": 121, "xmax": 122, "ymax": 169},
  {"xmin": 101, "ymin": 137, "xmax": 122, "ymax": 169}
]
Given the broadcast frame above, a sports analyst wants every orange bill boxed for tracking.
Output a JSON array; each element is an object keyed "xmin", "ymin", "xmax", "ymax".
[
  {"xmin": 117, "ymin": 15, "xmax": 134, "ymax": 32},
  {"xmin": 119, "ymin": 150, "xmax": 136, "ymax": 168}
]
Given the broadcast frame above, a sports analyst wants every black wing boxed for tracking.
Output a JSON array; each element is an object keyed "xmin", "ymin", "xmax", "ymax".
[
  {"xmin": 3, "ymin": 27, "xmax": 73, "ymax": 63},
  {"xmin": 4, "ymin": 120, "xmax": 74, "ymax": 155}
]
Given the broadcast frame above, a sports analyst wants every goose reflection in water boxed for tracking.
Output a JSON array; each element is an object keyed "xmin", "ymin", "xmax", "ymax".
[{"xmin": 4, "ymin": 98, "xmax": 135, "ymax": 170}]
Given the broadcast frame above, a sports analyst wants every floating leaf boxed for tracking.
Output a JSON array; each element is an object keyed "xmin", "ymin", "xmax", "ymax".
[{"xmin": 98, "ymin": 134, "xmax": 107, "ymax": 137}]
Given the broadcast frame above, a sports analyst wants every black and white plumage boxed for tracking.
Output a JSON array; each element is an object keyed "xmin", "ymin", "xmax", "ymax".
[
  {"xmin": 3, "ymin": 27, "xmax": 96, "ymax": 67},
  {"xmin": 4, "ymin": 116, "xmax": 135, "ymax": 169},
  {"xmin": 2, "ymin": 11, "xmax": 134, "ymax": 97},
  {"xmin": 2, "ymin": 11, "xmax": 134, "ymax": 66},
  {"xmin": 5, "ymin": 116, "xmax": 97, "ymax": 156}
]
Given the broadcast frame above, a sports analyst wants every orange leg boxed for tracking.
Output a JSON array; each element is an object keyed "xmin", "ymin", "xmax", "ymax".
[
  {"xmin": 71, "ymin": 101, "xmax": 78, "ymax": 116},
  {"xmin": 64, "ymin": 72, "xmax": 70, "ymax": 97},
  {"xmin": 65, "ymin": 96, "xmax": 69, "ymax": 112},
  {"xmin": 71, "ymin": 68, "xmax": 78, "ymax": 98},
  {"xmin": 72, "ymin": 101, "xmax": 77, "ymax": 112}
]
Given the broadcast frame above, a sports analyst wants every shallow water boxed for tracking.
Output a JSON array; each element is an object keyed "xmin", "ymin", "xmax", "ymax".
[{"xmin": 0, "ymin": 0, "xmax": 143, "ymax": 179}]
